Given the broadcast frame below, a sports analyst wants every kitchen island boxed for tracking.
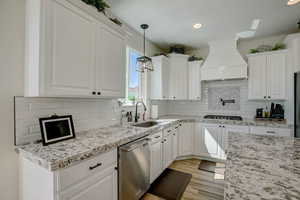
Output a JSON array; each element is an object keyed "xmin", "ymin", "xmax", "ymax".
[{"xmin": 225, "ymin": 132, "xmax": 300, "ymax": 200}]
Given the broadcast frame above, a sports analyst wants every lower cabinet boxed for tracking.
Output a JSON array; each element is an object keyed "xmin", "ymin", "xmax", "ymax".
[
  {"xmin": 250, "ymin": 126, "xmax": 292, "ymax": 137},
  {"xmin": 20, "ymin": 149, "xmax": 118, "ymax": 200},
  {"xmin": 149, "ymin": 132, "xmax": 163, "ymax": 183},
  {"xmin": 163, "ymin": 131, "xmax": 174, "ymax": 169},
  {"xmin": 172, "ymin": 125, "xmax": 179, "ymax": 160},
  {"xmin": 194, "ymin": 123, "xmax": 249, "ymax": 160},
  {"xmin": 178, "ymin": 123, "xmax": 194, "ymax": 157},
  {"xmin": 59, "ymin": 166, "xmax": 117, "ymax": 200}
]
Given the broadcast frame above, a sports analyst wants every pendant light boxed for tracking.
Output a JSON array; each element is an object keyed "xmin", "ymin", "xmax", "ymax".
[{"xmin": 136, "ymin": 24, "xmax": 154, "ymax": 72}]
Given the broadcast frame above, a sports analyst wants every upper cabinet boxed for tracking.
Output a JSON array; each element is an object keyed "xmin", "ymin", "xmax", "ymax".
[
  {"xmin": 150, "ymin": 56, "xmax": 170, "ymax": 100},
  {"xmin": 168, "ymin": 54, "xmax": 189, "ymax": 100},
  {"xmin": 25, "ymin": 0, "xmax": 125, "ymax": 98},
  {"xmin": 248, "ymin": 50, "xmax": 287, "ymax": 100},
  {"xmin": 95, "ymin": 24, "xmax": 126, "ymax": 97},
  {"xmin": 188, "ymin": 61, "xmax": 203, "ymax": 100}
]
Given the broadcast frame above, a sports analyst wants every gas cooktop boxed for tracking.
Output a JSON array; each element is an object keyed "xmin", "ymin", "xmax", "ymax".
[{"xmin": 203, "ymin": 115, "xmax": 243, "ymax": 121}]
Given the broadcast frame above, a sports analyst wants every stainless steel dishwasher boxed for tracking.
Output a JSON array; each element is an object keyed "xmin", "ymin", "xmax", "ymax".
[{"xmin": 119, "ymin": 136, "xmax": 150, "ymax": 200}]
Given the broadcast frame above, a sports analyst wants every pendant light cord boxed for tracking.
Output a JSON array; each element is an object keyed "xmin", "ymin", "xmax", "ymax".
[{"xmin": 143, "ymin": 29, "xmax": 146, "ymax": 57}]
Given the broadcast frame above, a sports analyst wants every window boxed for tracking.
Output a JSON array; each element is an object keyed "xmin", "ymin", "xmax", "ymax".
[{"xmin": 125, "ymin": 47, "xmax": 145, "ymax": 104}]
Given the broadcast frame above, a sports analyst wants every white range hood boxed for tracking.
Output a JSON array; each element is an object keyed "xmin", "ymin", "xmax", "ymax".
[{"xmin": 201, "ymin": 39, "xmax": 248, "ymax": 81}]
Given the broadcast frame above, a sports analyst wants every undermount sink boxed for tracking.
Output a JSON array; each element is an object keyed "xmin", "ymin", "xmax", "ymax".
[{"xmin": 132, "ymin": 121, "xmax": 160, "ymax": 128}]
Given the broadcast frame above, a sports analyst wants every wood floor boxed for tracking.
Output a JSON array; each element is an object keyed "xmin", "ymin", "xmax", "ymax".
[{"xmin": 142, "ymin": 159, "xmax": 225, "ymax": 200}]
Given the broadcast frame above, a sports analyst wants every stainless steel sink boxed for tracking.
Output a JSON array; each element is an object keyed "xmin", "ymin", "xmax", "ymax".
[{"xmin": 132, "ymin": 121, "xmax": 160, "ymax": 128}]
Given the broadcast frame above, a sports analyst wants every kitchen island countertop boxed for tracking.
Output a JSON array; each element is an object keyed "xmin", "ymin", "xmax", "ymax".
[{"xmin": 225, "ymin": 132, "xmax": 300, "ymax": 200}]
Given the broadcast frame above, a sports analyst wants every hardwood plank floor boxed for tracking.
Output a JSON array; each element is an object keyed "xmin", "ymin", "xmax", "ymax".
[{"xmin": 142, "ymin": 159, "xmax": 224, "ymax": 200}]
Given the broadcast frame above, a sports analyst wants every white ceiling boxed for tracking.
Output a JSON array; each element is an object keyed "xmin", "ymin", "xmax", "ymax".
[{"xmin": 107, "ymin": 0, "xmax": 300, "ymax": 49}]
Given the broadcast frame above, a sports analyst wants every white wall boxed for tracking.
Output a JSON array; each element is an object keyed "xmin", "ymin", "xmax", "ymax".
[
  {"xmin": 0, "ymin": 0, "xmax": 25, "ymax": 199},
  {"xmin": 0, "ymin": 0, "xmax": 161, "ymax": 199}
]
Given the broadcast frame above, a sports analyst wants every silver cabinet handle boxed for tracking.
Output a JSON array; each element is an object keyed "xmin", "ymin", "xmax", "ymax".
[
  {"xmin": 154, "ymin": 136, "xmax": 161, "ymax": 139},
  {"xmin": 89, "ymin": 162, "xmax": 102, "ymax": 170}
]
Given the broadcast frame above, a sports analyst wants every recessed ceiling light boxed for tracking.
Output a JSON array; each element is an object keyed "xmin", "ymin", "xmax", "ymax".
[
  {"xmin": 287, "ymin": 0, "xmax": 300, "ymax": 5},
  {"xmin": 193, "ymin": 23, "xmax": 202, "ymax": 29}
]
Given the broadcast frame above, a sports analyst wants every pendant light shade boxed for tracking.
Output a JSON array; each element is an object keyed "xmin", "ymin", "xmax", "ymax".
[{"xmin": 136, "ymin": 24, "xmax": 154, "ymax": 72}]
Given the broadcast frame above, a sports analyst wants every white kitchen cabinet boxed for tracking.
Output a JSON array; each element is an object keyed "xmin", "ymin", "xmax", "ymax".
[
  {"xmin": 20, "ymin": 149, "xmax": 118, "ymax": 200},
  {"xmin": 162, "ymin": 132, "xmax": 173, "ymax": 169},
  {"xmin": 95, "ymin": 24, "xmax": 125, "ymax": 97},
  {"xmin": 168, "ymin": 54, "xmax": 189, "ymax": 100},
  {"xmin": 188, "ymin": 61, "xmax": 203, "ymax": 100},
  {"xmin": 200, "ymin": 124, "xmax": 222, "ymax": 159},
  {"xmin": 248, "ymin": 50, "xmax": 287, "ymax": 100},
  {"xmin": 194, "ymin": 123, "xmax": 248, "ymax": 160},
  {"xmin": 250, "ymin": 126, "xmax": 292, "ymax": 137},
  {"xmin": 150, "ymin": 56, "xmax": 170, "ymax": 100},
  {"xmin": 266, "ymin": 53, "xmax": 286, "ymax": 100},
  {"xmin": 149, "ymin": 132, "xmax": 163, "ymax": 183},
  {"xmin": 58, "ymin": 166, "xmax": 117, "ymax": 200},
  {"xmin": 172, "ymin": 126, "xmax": 179, "ymax": 160},
  {"xmin": 178, "ymin": 123, "xmax": 194, "ymax": 156},
  {"xmin": 25, "ymin": 0, "xmax": 125, "ymax": 98}
]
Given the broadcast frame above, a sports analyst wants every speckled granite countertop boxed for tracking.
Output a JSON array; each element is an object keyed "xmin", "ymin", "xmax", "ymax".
[
  {"xmin": 225, "ymin": 132, "xmax": 300, "ymax": 200},
  {"xmin": 16, "ymin": 116, "xmax": 292, "ymax": 172},
  {"xmin": 16, "ymin": 119, "xmax": 179, "ymax": 171},
  {"xmin": 160, "ymin": 115, "xmax": 292, "ymax": 129}
]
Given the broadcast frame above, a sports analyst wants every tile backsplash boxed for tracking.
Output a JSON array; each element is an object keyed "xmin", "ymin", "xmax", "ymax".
[
  {"xmin": 152, "ymin": 80, "xmax": 284, "ymax": 119},
  {"xmin": 208, "ymin": 86, "xmax": 240, "ymax": 111},
  {"xmin": 14, "ymin": 97, "xmax": 123, "ymax": 145}
]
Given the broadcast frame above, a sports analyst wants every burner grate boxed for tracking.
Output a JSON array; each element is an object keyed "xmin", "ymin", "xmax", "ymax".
[{"xmin": 204, "ymin": 115, "xmax": 243, "ymax": 121}]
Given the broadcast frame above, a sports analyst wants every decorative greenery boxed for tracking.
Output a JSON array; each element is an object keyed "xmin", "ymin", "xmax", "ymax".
[
  {"xmin": 272, "ymin": 43, "xmax": 286, "ymax": 51},
  {"xmin": 81, "ymin": 0, "xmax": 110, "ymax": 14},
  {"xmin": 249, "ymin": 43, "xmax": 286, "ymax": 54},
  {"xmin": 188, "ymin": 55, "xmax": 203, "ymax": 62}
]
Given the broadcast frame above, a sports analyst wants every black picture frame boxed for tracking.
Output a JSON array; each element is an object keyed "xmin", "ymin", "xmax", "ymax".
[{"xmin": 39, "ymin": 115, "xmax": 76, "ymax": 146}]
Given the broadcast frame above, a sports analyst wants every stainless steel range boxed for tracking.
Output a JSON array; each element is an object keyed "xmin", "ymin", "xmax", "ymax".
[{"xmin": 204, "ymin": 115, "xmax": 243, "ymax": 121}]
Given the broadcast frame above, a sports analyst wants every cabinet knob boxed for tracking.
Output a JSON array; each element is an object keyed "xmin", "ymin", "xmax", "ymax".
[
  {"xmin": 97, "ymin": 92, "xmax": 101, "ymax": 95},
  {"xmin": 92, "ymin": 91, "xmax": 96, "ymax": 95},
  {"xmin": 268, "ymin": 96, "xmax": 271, "ymax": 99},
  {"xmin": 264, "ymin": 96, "xmax": 266, "ymax": 99}
]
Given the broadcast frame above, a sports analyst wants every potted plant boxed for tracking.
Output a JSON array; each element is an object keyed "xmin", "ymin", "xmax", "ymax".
[{"xmin": 81, "ymin": 0, "xmax": 110, "ymax": 15}]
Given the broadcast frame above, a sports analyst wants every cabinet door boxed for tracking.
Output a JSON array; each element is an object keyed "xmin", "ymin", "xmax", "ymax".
[
  {"xmin": 96, "ymin": 24, "xmax": 125, "ymax": 97},
  {"xmin": 248, "ymin": 55, "xmax": 267, "ymax": 100},
  {"xmin": 45, "ymin": 0, "xmax": 96, "ymax": 96},
  {"xmin": 200, "ymin": 124, "xmax": 222, "ymax": 158},
  {"xmin": 150, "ymin": 56, "xmax": 170, "ymax": 99},
  {"xmin": 172, "ymin": 128, "xmax": 179, "ymax": 160},
  {"xmin": 163, "ymin": 134, "xmax": 173, "ymax": 169},
  {"xmin": 59, "ymin": 166, "xmax": 117, "ymax": 200},
  {"xmin": 169, "ymin": 55, "xmax": 188, "ymax": 100},
  {"xmin": 178, "ymin": 123, "xmax": 194, "ymax": 156},
  {"xmin": 150, "ymin": 141, "xmax": 163, "ymax": 183},
  {"xmin": 188, "ymin": 61, "xmax": 202, "ymax": 100},
  {"xmin": 267, "ymin": 53, "xmax": 286, "ymax": 100}
]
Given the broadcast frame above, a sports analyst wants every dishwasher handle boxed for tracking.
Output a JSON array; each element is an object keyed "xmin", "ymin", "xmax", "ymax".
[{"xmin": 120, "ymin": 139, "xmax": 150, "ymax": 152}]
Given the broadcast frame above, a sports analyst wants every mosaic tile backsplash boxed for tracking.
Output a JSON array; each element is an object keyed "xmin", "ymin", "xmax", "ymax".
[{"xmin": 208, "ymin": 86, "xmax": 240, "ymax": 111}]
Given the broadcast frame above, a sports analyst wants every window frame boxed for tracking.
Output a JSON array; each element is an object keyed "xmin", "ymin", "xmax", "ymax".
[{"xmin": 124, "ymin": 46, "xmax": 145, "ymax": 105}]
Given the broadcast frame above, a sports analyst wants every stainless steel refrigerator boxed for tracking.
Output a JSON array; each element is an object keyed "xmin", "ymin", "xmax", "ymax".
[{"xmin": 295, "ymin": 72, "xmax": 300, "ymax": 138}]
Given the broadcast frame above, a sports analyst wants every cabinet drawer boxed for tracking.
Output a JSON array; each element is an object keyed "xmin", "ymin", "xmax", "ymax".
[
  {"xmin": 149, "ymin": 131, "xmax": 163, "ymax": 144},
  {"xmin": 57, "ymin": 149, "xmax": 117, "ymax": 191},
  {"xmin": 250, "ymin": 127, "xmax": 291, "ymax": 137}
]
